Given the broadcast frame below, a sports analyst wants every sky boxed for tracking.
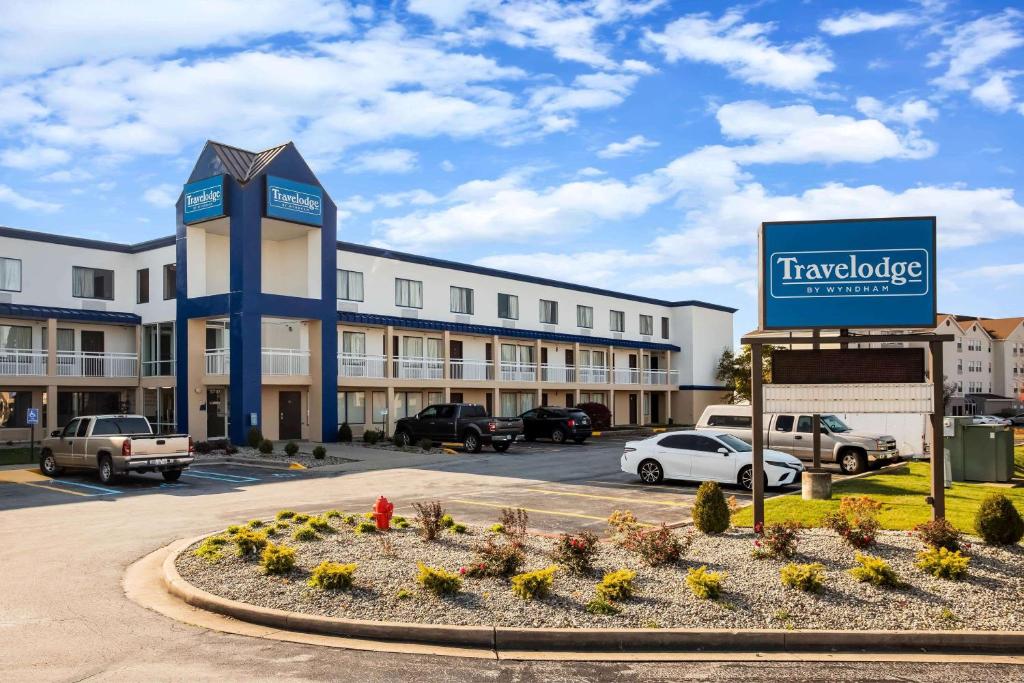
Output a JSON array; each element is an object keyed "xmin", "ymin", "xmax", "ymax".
[{"xmin": 0, "ymin": 0, "xmax": 1022, "ymax": 338}]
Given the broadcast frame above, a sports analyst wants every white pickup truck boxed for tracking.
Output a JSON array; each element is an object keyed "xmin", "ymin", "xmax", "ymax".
[{"xmin": 39, "ymin": 415, "xmax": 194, "ymax": 484}]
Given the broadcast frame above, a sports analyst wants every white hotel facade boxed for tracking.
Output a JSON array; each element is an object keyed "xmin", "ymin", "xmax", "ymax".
[{"xmin": 0, "ymin": 141, "xmax": 735, "ymax": 444}]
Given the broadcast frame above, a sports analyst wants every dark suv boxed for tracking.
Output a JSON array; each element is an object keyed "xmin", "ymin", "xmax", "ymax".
[{"xmin": 519, "ymin": 407, "xmax": 592, "ymax": 444}]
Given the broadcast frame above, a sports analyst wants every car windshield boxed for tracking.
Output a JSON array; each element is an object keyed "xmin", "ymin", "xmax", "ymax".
[
  {"xmin": 716, "ymin": 433, "xmax": 751, "ymax": 452},
  {"xmin": 821, "ymin": 415, "xmax": 851, "ymax": 433}
]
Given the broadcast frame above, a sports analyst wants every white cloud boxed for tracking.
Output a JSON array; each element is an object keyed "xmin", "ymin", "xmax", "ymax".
[
  {"xmin": 855, "ymin": 97, "xmax": 939, "ymax": 127},
  {"xmin": 597, "ymin": 134, "xmax": 659, "ymax": 158},
  {"xmin": 0, "ymin": 184, "xmax": 61, "ymax": 212},
  {"xmin": 930, "ymin": 9, "xmax": 1024, "ymax": 90},
  {"xmin": 345, "ymin": 148, "xmax": 418, "ymax": 174},
  {"xmin": 576, "ymin": 167, "xmax": 605, "ymax": 177},
  {"xmin": 819, "ymin": 11, "xmax": 918, "ymax": 36},
  {"xmin": 41, "ymin": 168, "xmax": 93, "ymax": 182},
  {"xmin": 337, "ymin": 194, "xmax": 376, "ymax": 222},
  {"xmin": 644, "ymin": 10, "xmax": 834, "ymax": 92},
  {"xmin": 958, "ymin": 262, "xmax": 1024, "ymax": 279},
  {"xmin": 142, "ymin": 183, "xmax": 179, "ymax": 207},
  {"xmin": 440, "ymin": 159, "xmax": 456, "ymax": 172},
  {"xmin": 970, "ymin": 72, "xmax": 1019, "ymax": 112},
  {"xmin": 475, "ymin": 250, "xmax": 660, "ymax": 286},
  {"xmin": 375, "ymin": 189, "xmax": 439, "ymax": 208},
  {"xmin": 0, "ymin": 145, "xmax": 71, "ymax": 170}
]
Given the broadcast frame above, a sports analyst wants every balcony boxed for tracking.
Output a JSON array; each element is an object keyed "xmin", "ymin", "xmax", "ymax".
[
  {"xmin": 205, "ymin": 348, "xmax": 229, "ymax": 375},
  {"xmin": 579, "ymin": 366, "xmax": 609, "ymax": 384},
  {"xmin": 393, "ymin": 356, "xmax": 443, "ymax": 380},
  {"xmin": 262, "ymin": 348, "xmax": 310, "ymax": 376},
  {"xmin": 339, "ymin": 353, "xmax": 386, "ymax": 379},
  {"xmin": 449, "ymin": 359, "xmax": 493, "ymax": 381},
  {"xmin": 540, "ymin": 365, "xmax": 575, "ymax": 383},
  {"xmin": 500, "ymin": 362, "xmax": 536, "ymax": 382},
  {"xmin": 142, "ymin": 360, "xmax": 176, "ymax": 377},
  {"xmin": 56, "ymin": 351, "xmax": 138, "ymax": 378},
  {"xmin": 0, "ymin": 350, "xmax": 47, "ymax": 376}
]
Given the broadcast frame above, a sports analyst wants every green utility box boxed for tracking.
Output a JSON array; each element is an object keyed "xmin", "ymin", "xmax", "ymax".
[{"xmin": 943, "ymin": 416, "xmax": 1014, "ymax": 483}]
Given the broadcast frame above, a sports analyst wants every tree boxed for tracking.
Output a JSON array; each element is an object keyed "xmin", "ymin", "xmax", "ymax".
[
  {"xmin": 941, "ymin": 376, "xmax": 958, "ymax": 411},
  {"xmin": 715, "ymin": 345, "xmax": 779, "ymax": 404}
]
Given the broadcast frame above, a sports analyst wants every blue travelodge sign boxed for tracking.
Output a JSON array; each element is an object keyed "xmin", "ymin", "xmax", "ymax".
[
  {"xmin": 760, "ymin": 217, "xmax": 936, "ymax": 330},
  {"xmin": 182, "ymin": 174, "xmax": 226, "ymax": 224},
  {"xmin": 265, "ymin": 175, "xmax": 323, "ymax": 226}
]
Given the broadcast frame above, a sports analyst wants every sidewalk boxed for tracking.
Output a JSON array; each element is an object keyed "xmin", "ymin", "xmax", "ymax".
[{"xmin": 201, "ymin": 442, "xmax": 463, "ymax": 474}]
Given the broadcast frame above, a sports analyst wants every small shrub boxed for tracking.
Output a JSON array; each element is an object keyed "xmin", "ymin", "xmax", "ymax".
[
  {"xmin": 849, "ymin": 553, "xmax": 903, "ymax": 588},
  {"xmin": 363, "ymin": 429, "xmax": 380, "ymax": 445},
  {"xmin": 585, "ymin": 597, "xmax": 621, "ymax": 615},
  {"xmin": 629, "ymin": 524, "xmax": 690, "ymax": 567},
  {"xmin": 293, "ymin": 513, "xmax": 311, "ymax": 523},
  {"xmin": 418, "ymin": 437, "xmax": 433, "ymax": 451},
  {"xmin": 550, "ymin": 531, "xmax": 599, "ymax": 574},
  {"xmin": 309, "ymin": 561, "xmax": 358, "ymax": 590},
  {"xmin": 468, "ymin": 536, "xmax": 525, "ymax": 577},
  {"xmin": 337, "ymin": 423, "xmax": 353, "ymax": 443},
  {"xmin": 292, "ymin": 525, "xmax": 320, "ymax": 542},
  {"xmin": 260, "ymin": 543, "xmax": 296, "ymax": 575},
  {"xmin": 753, "ymin": 521, "xmax": 801, "ymax": 560},
  {"xmin": 265, "ymin": 523, "xmax": 284, "ymax": 536},
  {"xmin": 324, "ymin": 509, "xmax": 342, "ymax": 519},
  {"xmin": 193, "ymin": 440, "xmax": 213, "ymax": 455},
  {"xmin": 511, "ymin": 566, "xmax": 558, "ymax": 600},
  {"xmin": 246, "ymin": 519, "xmax": 264, "ymax": 529},
  {"xmin": 576, "ymin": 401, "xmax": 611, "ymax": 430},
  {"xmin": 225, "ymin": 524, "xmax": 241, "ymax": 535},
  {"xmin": 451, "ymin": 522, "xmax": 467, "ymax": 534},
  {"xmin": 824, "ymin": 496, "xmax": 882, "ymax": 549},
  {"xmin": 693, "ymin": 481, "xmax": 730, "ymax": 534},
  {"xmin": 307, "ymin": 515, "xmax": 334, "ymax": 533},
  {"xmin": 283, "ymin": 441, "xmax": 299, "ymax": 457},
  {"xmin": 312, "ymin": 446, "xmax": 327, "ymax": 460},
  {"xmin": 913, "ymin": 518, "xmax": 963, "ymax": 552},
  {"xmin": 686, "ymin": 565, "xmax": 726, "ymax": 600},
  {"xmin": 595, "ymin": 569, "xmax": 636, "ymax": 602},
  {"xmin": 489, "ymin": 523, "xmax": 505, "ymax": 534},
  {"xmin": 342, "ymin": 514, "xmax": 356, "ymax": 525},
  {"xmin": 974, "ymin": 493, "xmax": 1024, "ymax": 546},
  {"xmin": 258, "ymin": 439, "xmax": 274, "ymax": 454},
  {"xmin": 275, "ymin": 510, "xmax": 296, "ymax": 521},
  {"xmin": 413, "ymin": 501, "xmax": 445, "ymax": 541},
  {"xmin": 194, "ymin": 536, "xmax": 229, "ymax": 562},
  {"xmin": 355, "ymin": 520, "xmax": 376, "ymax": 535},
  {"xmin": 499, "ymin": 508, "xmax": 529, "ymax": 541},
  {"xmin": 416, "ymin": 563, "xmax": 462, "ymax": 596},
  {"xmin": 246, "ymin": 426, "xmax": 263, "ymax": 449},
  {"xmin": 440, "ymin": 513, "xmax": 455, "ymax": 529},
  {"xmin": 607, "ymin": 509, "xmax": 641, "ymax": 546},
  {"xmin": 395, "ymin": 519, "xmax": 410, "ymax": 529},
  {"xmin": 780, "ymin": 563, "xmax": 825, "ymax": 592},
  {"xmin": 392, "ymin": 515, "xmax": 406, "ymax": 524},
  {"xmin": 915, "ymin": 547, "xmax": 970, "ymax": 580},
  {"xmin": 396, "ymin": 587, "xmax": 413, "ymax": 600},
  {"xmin": 362, "ymin": 512, "xmax": 375, "ymax": 520},
  {"xmin": 234, "ymin": 528, "xmax": 268, "ymax": 557}
]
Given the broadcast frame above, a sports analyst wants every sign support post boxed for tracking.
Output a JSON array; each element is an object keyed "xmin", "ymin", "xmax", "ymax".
[
  {"xmin": 26, "ymin": 407, "xmax": 40, "ymax": 465},
  {"xmin": 930, "ymin": 340, "xmax": 945, "ymax": 520},
  {"xmin": 751, "ymin": 343, "xmax": 765, "ymax": 528}
]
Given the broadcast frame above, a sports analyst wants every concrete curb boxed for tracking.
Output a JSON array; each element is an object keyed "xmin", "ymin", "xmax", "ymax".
[{"xmin": 161, "ymin": 536, "xmax": 1024, "ymax": 655}]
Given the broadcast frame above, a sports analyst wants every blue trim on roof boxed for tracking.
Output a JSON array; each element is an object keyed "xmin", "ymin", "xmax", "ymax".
[
  {"xmin": 336, "ymin": 241, "xmax": 737, "ymax": 313},
  {"xmin": 0, "ymin": 302, "xmax": 140, "ymax": 325},
  {"xmin": 338, "ymin": 312, "xmax": 681, "ymax": 351},
  {"xmin": 0, "ymin": 226, "xmax": 174, "ymax": 253}
]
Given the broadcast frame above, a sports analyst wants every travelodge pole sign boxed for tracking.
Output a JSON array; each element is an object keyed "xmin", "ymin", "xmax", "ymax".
[{"xmin": 760, "ymin": 217, "xmax": 937, "ymax": 330}]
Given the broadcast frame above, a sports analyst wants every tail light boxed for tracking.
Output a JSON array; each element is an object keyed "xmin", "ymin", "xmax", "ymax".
[
  {"xmin": 488, "ymin": 421, "xmax": 497, "ymax": 432},
  {"xmin": 624, "ymin": 446, "xmax": 636, "ymax": 453},
  {"xmin": 122, "ymin": 438, "xmax": 132, "ymax": 457},
  {"xmin": 567, "ymin": 419, "xmax": 575, "ymax": 428},
  {"xmin": 188, "ymin": 436, "xmax": 195, "ymax": 454}
]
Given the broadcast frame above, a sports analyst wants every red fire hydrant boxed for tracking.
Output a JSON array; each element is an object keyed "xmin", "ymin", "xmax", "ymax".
[{"xmin": 372, "ymin": 496, "xmax": 394, "ymax": 531}]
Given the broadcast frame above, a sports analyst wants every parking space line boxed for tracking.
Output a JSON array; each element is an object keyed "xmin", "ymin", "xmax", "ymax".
[
  {"xmin": 182, "ymin": 470, "xmax": 260, "ymax": 483},
  {"xmin": 524, "ymin": 487, "xmax": 693, "ymax": 508},
  {"xmin": 49, "ymin": 479, "xmax": 121, "ymax": 495},
  {"xmin": 20, "ymin": 481, "xmax": 95, "ymax": 497}
]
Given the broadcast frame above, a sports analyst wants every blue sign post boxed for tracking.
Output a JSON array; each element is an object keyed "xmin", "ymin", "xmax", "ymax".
[
  {"xmin": 27, "ymin": 407, "xmax": 39, "ymax": 463},
  {"xmin": 265, "ymin": 175, "xmax": 323, "ymax": 226},
  {"xmin": 761, "ymin": 217, "xmax": 937, "ymax": 330},
  {"xmin": 183, "ymin": 174, "xmax": 227, "ymax": 224}
]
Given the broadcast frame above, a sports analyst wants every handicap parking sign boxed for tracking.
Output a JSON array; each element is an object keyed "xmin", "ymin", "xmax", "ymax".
[{"xmin": 26, "ymin": 408, "xmax": 39, "ymax": 425}]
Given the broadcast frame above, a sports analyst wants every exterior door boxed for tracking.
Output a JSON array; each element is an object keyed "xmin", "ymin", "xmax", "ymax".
[
  {"xmin": 628, "ymin": 353, "xmax": 638, "ymax": 383},
  {"xmin": 206, "ymin": 388, "xmax": 226, "ymax": 439},
  {"xmin": 56, "ymin": 418, "xmax": 80, "ymax": 466},
  {"xmin": 279, "ymin": 391, "xmax": 302, "ymax": 440},
  {"xmin": 628, "ymin": 394, "xmax": 638, "ymax": 424},
  {"xmin": 654, "ymin": 434, "xmax": 693, "ymax": 479},
  {"xmin": 81, "ymin": 330, "xmax": 104, "ymax": 377},
  {"xmin": 769, "ymin": 415, "xmax": 800, "ymax": 458},
  {"xmin": 651, "ymin": 393, "xmax": 661, "ymax": 424},
  {"xmin": 449, "ymin": 340, "xmax": 463, "ymax": 379},
  {"xmin": 565, "ymin": 392, "xmax": 573, "ymax": 408},
  {"xmin": 793, "ymin": 415, "xmax": 816, "ymax": 460}
]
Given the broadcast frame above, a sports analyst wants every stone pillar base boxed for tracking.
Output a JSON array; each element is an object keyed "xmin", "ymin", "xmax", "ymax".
[{"xmin": 802, "ymin": 470, "xmax": 832, "ymax": 500}]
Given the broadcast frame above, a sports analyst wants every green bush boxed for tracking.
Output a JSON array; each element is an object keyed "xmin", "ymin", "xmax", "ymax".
[
  {"xmin": 284, "ymin": 441, "xmax": 299, "ymax": 457},
  {"xmin": 489, "ymin": 523, "xmax": 505, "ymax": 534},
  {"xmin": 258, "ymin": 439, "xmax": 274, "ymax": 454},
  {"xmin": 974, "ymin": 493, "xmax": 1024, "ymax": 546},
  {"xmin": 395, "ymin": 519, "xmax": 411, "ymax": 529},
  {"xmin": 342, "ymin": 514, "xmax": 356, "ymax": 525},
  {"xmin": 324, "ymin": 509, "xmax": 342, "ymax": 519},
  {"xmin": 849, "ymin": 553, "xmax": 903, "ymax": 588},
  {"xmin": 246, "ymin": 519, "xmax": 264, "ymax": 529},
  {"xmin": 511, "ymin": 566, "xmax": 558, "ymax": 601},
  {"xmin": 234, "ymin": 528, "xmax": 269, "ymax": 557},
  {"xmin": 308, "ymin": 561, "xmax": 358, "ymax": 590},
  {"xmin": 355, "ymin": 520, "xmax": 376, "ymax": 534},
  {"xmin": 362, "ymin": 429, "xmax": 380, "ymax": 445},
  {"xmin": 416, "ymin": 563, "xmax": 462, "ymax": 596},
  {"xmin": 440, "ymin": 513, "xmax": 455, "ymax": 529},
  {"xmin": 260, "ymin": 543, "xmax": 296, "ymax": 575},
  {"xmin": 275, "ymin": 510, "xmax": 296, "ymax": 521},
  {"xmin": 362, "ymin": 511, "xmax": 375, "ymax": 520},
  {"xmin": 293, "ymin": 513, "xmax": 311, "ymax": 523},
  {"xmin": 595, "ymin": 569, "xmax": 636, "ymax": 602},
  {"xmin": 292, "ymin": 525, "xmax": 320, "ymax": 542},
  {"xmin": 451, "ymin": 523, "xmax": 467, "ymax": 534},
  {"xmin": 307, "ymin": 515, "xmax": 334, "ymax": 533},
  {"xmin": 915, "ymin": 547, "xmax": 970, "ymax": 580},
  {"xmin": 312, "ymin": 446, "xmax": 327, "ymax": 460},
  {"xmin": 780, "ymin": 563, "xmax": 825, "ymax": 592},
  {"xmin": 337, "ymin": 423, "xmax": 353, "ymax": 442},
  {"xmin": 686, "ymin": 565, "xmax": 726, "ymax": 599},
  {"xmin": 395, "ymin": 587, "xmax": 413, "ymax": 600},
  {"xmin": 550, "ymin": 531, "xmax": 599, "ymax": 574},
  {"xmin": 585, "ymin": 597, "xmax": 621, "ymax": 615},
  {"xmin": 913, "ymin": 518, "xmax": 963, "ymax": 552},
  {"xmin": 246, "ymin": 427, "xmax": 263, "ymax": 449},
  {"xmin": 225, "ymin": 524, "xmax": 241, "ymax": 535},
  {"xmin": 194, "ymin": 536, "xmax": 229, "ymax": 562},
  {"xmin": 693, "ymin": 481, "xmax": 730, "ymax": 534}
]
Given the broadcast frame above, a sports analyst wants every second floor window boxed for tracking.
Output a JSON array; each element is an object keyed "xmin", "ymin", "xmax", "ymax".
[
  {"xmin": 450, "ymin": 286, "xmax": 474, "ymax": 314},
  {"xmin": 661, "ymin": 316, "xmax": 670, "ymax": 339},
  {"xmin": 639, "ymin": 314, "xmax": 654, "ymax": 336},
  {"xmin": 395, "ymin": 278, "xmax": 423, "ymax": 308},
  {"xmin": 163, "ymin": 264, "xmax": 176, "ymax": 300},
  {"xmin": 0, "ymin": 324, "xmax": 31, "ymax": 350},
  {"xmin": 539, "ymin": 299, "xmax": 558, "ymax": 324},
  {"xmin": 577, "ymin": 305, "xmax": 593, "ymax": 328},
  {"xmin": 0, "ymin": 257, "xmax": 22, "ymax": 292},
  {"xmin": 72, "ymin": 266, "xmax": 114, "ymax": 300},
  {"xmin": 498, "ymin": 293, "xmax": 518, "ymax": 319},
  {"xmin": 337, "ymin": 269, "xmax": 364, "ymax": 301},
  {"xmin": 610, "ymin": 310, "xmax": 625, "ymax": 332},
  {"xmin": 136, "ymin": 268, "xmax": 149, "ymax": 304}
]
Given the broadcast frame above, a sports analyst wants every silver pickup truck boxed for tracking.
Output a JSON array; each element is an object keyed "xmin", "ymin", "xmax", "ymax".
[{"xmin": 39, "ymin": 415, "xmax": 194, "ymax": 484}]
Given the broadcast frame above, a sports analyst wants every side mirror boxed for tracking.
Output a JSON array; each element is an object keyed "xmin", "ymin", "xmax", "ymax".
[
  {"xmin": 717, "ymin": 447, "xmax": 730, "ymax": 455},
  {"xmin": 50, "ymin": 430, "xmax": 61, "ymax": 438}
]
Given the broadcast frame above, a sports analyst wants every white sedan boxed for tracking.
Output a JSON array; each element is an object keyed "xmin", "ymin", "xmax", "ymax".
[{"xmin": 620, "ymin": 430, "xmax": 804, "ymax": 490}]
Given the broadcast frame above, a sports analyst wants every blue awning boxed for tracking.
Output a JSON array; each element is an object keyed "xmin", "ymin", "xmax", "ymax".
[{"xmin": 0, "ymin": 303, "xmax": 140, "ymax": 325}]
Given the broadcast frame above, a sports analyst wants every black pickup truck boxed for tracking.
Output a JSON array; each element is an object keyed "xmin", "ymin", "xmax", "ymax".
[{"xmin": 393, "ymin": 403, "xmax": 524, "ymax": 453}]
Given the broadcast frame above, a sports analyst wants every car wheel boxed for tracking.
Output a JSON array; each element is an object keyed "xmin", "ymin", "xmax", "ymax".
[
  {"xmin": 738, "ymin": 466, "xmax": 768, "ymax": 492},
  {"xmin": 637, "ymin": 459, "xmax": 663, "ymax": 484},
  {"xmin": 573, "ymin": 438, "xmax": 587, "ymax": 444},
  {"xmin": 839, "ymin": 450, "xmax": 867, "ymax": 475},
  {"xmin": 493, "ymin": 442, "xmax": 510, "ymax": 453},
  {"xmin": 162, "ymin": 469, "xmax": 183, "ymax": 483},
  {"xmin": 97, "ymin": 454, "xmax": 115, "ymax": 485},
  {"xmin": 39, "ymin": 450, "xmax": 61, "ymax": 477},
  {"xmin": 463, "ymin": 432, "xmax": 482, "ymax": 453},
  {"xmin": 393, "ymin": 430, "xmax": 412, "ymax": 448},
  {"xmin": 550, "ymin": 428, "xmax": 566, "ymax": 444}
]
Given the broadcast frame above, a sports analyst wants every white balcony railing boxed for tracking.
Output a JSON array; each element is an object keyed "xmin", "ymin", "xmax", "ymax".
[
  {"xmin": 540, "ymin": 364, "xmax": 575, "ymax": 383},
  {"xmin": 500, "ymin": 362, "xmax": 536, "ymax": 382},
  {"xmin": 142, "ymin": 360, "xmax": 176, "ymax": 377},
  {"xmin": 262, "ymin": 348, "xmax": 310, "ymax": 376},
  {"xmin": 643, "ymin": 369, "xmax": 678, "ymax": 386},
  {"xmin": 205, "ymin": 348, "xmax": 230, "ymax": 375},
  {"xmin": 578, "ymin": 365, "xmax": 608, "ymax": 384},
  {"xmin": 449, "ymin": 359, "xmax": 493, "ymax": 381},
  {"xmin": 0, "ymin": 350, "xmax": 47, "ymax": 376},
  {"xmin": 56, "ymin": 351, "xmax": 138, "ymax": 378},
  {"xmin": 612, "ymin": 367, "xmax": 641, "ymax": 385},
  {"xmin": 394, "ymin": 356, "xmax": 443, "ymax": 380},
  {"xmin": 339, "ymin": 353, "xmax": 386, "ymax": 378}
]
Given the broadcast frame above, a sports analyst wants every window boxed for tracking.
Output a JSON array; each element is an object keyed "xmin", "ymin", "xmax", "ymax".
[
  {"xmin": 796, "ymin": 415, "xmax": 813, "ymax": 433},
  {"xmin": 774, "ymin": 415, "xmax": 794, "ymax": 432},
  {"xmin": 341, "ymin": 331, "xmax": 365, "ymax": 355},
  {"xmin": 337, "ymin": 269, "xmax": 364, "ymax": 301},
  {"xmin": 72, "ymin": 266, "xmax": 114, "ymax": 300},
  {"xmin": 450, "ymin": 286, "xmax": 474, "ymax": 314},
  {"xmin": 705, "ymin": 414, "xmax": 752, "ymax": 428},
  {"xmin": 539, "ymin": 299, "xmax": 558, "ymax": 324},
  {"xmin": 372, "ymin": 391, "xmax": 387, "ymax": 424},
  {"xmin": 690, "ymin": 436, "xmax": 722, "ymax": 452},
  {"xmin": 661, "ymin": 316, "xmax": 669, "ymax": 340},
  {"xmin": 395, "ymin": 391, "xmax": 422, "ymax": 418},
  {"xmin": 610, "ymin": 310, "xmax": 625, "ymax": 332},
  {"xmin": 142, "ymin": 322, "xmax": 175, "ymax": 376},
  {"xmin": 576, "ymin": 305, "xmax": 593, "ymax": 328},
  {"xmin": 639, "ymin": 314, "xmax": 654, "ymax": 336},
  {"xmin": 659, "ymin": 434, "xmax": 694, "ymax": 449},
  {"xmin": 162, "ymin": 264, "xmax": 176, "ymax": 300},
  {"xmin": 337, "ymin": 391, "xmax": 366, "ymax": 425},
  {"xmin": 428, "ymin": 391, "xmax": 445, "ymax": 406},
  {"xmin": 498, "ymin": 293, "xmax": 518, "ymax": 319},
  {"xmin": 0, "ymin": 325, "xmax": 31, "ymax": 350},
  {"xmin": 395, "ymin": 278, "xmax": 423, "ymax": 308},
  {"xmin": 0, "ymin": 257, "xmax": 22, "ymax": 292},
  {"xmin": 136, "ymin": 268, "xmax": 149, "ymax": 303}
]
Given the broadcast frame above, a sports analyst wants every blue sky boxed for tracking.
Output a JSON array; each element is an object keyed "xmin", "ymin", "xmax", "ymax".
[{"xmin": 1, "ymin": 0, "xmax": 1022, "ymax": 337}]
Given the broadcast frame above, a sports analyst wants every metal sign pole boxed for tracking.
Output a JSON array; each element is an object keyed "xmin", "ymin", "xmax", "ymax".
[
  {"xmin": 930, "ymin": 340, "xmax": 946, "ymax": 520},
  {"xmin": 811, "ymin": 330, "xmax": 821, "ymax": 471},
  {"xmin": 751, "ymin": 343, "xmax": 765, "ymax": 527}
]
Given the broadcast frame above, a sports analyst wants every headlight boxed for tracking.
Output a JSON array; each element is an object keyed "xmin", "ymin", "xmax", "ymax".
[{"xmin": 766, "ymin": 459, "xmax": 800, "ymax": 470}]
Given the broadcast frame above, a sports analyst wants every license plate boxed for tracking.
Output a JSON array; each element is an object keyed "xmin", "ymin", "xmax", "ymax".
[
  {"xmin": 494, "ymin": 435, "xmax": 510, "ymax": 441},
  {"xmin": 151, "ymin": 458, "xmax": 171, "ymax": 465}
]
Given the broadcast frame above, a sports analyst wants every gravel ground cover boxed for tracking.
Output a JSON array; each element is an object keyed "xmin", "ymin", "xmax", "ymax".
[
  {"xmin": 194, "ymin": 447, "xmax": 360, "ymax": 469},
  {"xmin": 176, "ymin": 514, "xmax": 1024, "ymax": 631}
]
